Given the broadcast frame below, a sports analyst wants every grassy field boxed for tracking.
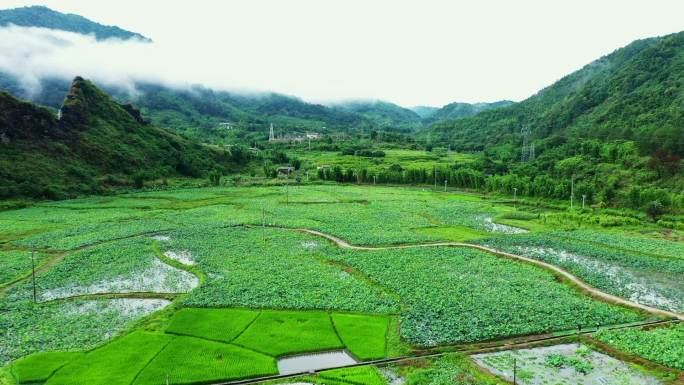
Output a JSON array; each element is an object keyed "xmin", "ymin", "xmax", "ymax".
[
  {"xmin": 1, "ymin": 184, "xmax": 683, "ymax": 384},
  {"xmin": 233, "ymin": 310, "xmax": 344, "ymax": 357},
  {"xmin": 289, "ymin": 149, "xmax": 474, "ymax": 174}
]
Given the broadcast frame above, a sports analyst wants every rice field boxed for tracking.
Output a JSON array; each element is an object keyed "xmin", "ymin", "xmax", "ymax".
[{"xmin": 1, "ymin": 184, "xmax": 683, "ymax": 384}]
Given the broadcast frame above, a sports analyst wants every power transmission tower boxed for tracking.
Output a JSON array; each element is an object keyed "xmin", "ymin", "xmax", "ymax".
[
  {"xmin": 520, "ymin": 126, "xmax": 530, "ymax": 162},
  {"xmin": 529, "ymin": 142, "xmax": 535, "ymax": 161},
  {"xmin": 269, "ymin": 123, "xmax": 275, "ymax": 142}
]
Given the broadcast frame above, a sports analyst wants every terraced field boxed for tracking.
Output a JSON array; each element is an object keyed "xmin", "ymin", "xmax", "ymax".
[{"xmin": 1, "ymin": 185, "xmax": 682, "ymax": 385}]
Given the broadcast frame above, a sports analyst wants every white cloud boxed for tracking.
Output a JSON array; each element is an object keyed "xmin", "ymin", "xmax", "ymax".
[{"xmin": 1, "ymin": 0, "xmax": 684, "ymax": 106}]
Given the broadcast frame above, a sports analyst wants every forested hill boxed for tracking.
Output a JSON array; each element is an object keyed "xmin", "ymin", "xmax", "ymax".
[
  {"xmin": 331, "ymin": 100, "xmax": 424, "ymax": 132},
  {"xmin": 423, "ymin": 100, "xmax": 515, "ymax": 123},
  {"xmin": 0, "ymin": 5, "xmax": 149, "ymax": 41},
  {"xmin": 0, "ymin": 77, "xmax": 232, "ymax": 199},
  {"xmin": 424, "ymin": 31, "xmax": 684, "ymax": 157}
]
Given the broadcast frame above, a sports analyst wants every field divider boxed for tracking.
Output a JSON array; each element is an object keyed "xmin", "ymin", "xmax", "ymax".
[{"xmin": 284, "ymin": 227, "xmax": 684, "ymax": 321}]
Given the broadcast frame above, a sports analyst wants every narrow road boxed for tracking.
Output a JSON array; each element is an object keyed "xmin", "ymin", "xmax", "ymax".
[{"xmin": 295, "ymin": 228, "xmax": 684, "ymax": 321}]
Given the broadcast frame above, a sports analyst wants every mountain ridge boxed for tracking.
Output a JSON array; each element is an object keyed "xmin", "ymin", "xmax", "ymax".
[{"xmin": 0, "ymin": 5, "xmax": 150, "ymax": 41}]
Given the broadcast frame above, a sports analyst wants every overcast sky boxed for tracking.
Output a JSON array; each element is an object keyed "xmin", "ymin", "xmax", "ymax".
[{"xmin": 3, "ymin": 0, "xmax": 684, "ymax": 107}]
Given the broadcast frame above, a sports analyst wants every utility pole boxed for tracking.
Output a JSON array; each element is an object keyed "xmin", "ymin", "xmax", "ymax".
[
  {"xmin": 513, "ymin": 358, "xmax": 517, "ymax": 385},
  {"xmin": 582, "ymin": 194, "xmax": 586, "ymax": 210},
  {"xmin": 444, "ymin": 179, "xmax": 447, "ymax": 192},
  {"xmin": 570, "ymin": 174, "xmax": 575, "ymax": 209},
  {"xmin": 513, "ymin": 188, "xmax": 517, "ymax": 206},
  {"xmin": 262, "ymin": 208, "xmax": 266, "ymax": 242},
  {"xmin": 31, "ymin": 249, "xmax": 37, "ymax": 303},
  {"xmin": 373, "ymin": 175, "xmax": 376, "ymax": 185},
  {"xmin": 433, "ymin": 168, "xmax": 437, "ymax": 190}
]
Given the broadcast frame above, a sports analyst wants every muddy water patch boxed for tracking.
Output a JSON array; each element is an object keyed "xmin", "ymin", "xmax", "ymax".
[
  {"xmin": 277, "ymin": 350, "xmax": 357, "ymax": 375},
  {"xmin": 518, "ymin": 246, "xmax": 684, "ymax": 312},
  {"xmin": 472, "ymin": 344, "xmax": 662, "ymax": 385},
  {"xmin": 482, "ymin": 217, "xmax": 528, "ymax": 234},
  {"xmin": 164, "ymin": 250, "xmax": 195, "ymax": 265},
  {"xmin": 41, "ymin": 259, "xmax": 198, "ymax": 300}
]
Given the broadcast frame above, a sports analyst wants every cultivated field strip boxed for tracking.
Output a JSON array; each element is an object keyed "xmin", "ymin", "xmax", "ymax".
[{"xmin": 294, "ymin": 227, "xmax": 684, "ymax": 320}]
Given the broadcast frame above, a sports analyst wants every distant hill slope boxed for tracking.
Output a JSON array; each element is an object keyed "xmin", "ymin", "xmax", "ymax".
[
  {"xmin": 410, "ymin": 105, "xmax": 439, "ymax": 119},
  {"xmin": 0, "ymin": 5, "xmax": 149, "ymax": 41},
  {"xmin": 332, "ymin": 100, "xmax": 423, "ymax": 132},
  {"xmin": 426, "ymin": 100, "xmax": 515, "ymax": 123},
  {"xmin": 0, "ymin": 77, "xmax": 230, "ymax": 199},
  {"xmin": 424, "ymin": 32, "xmax": 684, "ymax": 156}
]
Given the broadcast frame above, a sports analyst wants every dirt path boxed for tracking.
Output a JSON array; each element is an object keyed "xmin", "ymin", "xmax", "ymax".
[{"xmin": 295, "ymin": 228, "xmax": 684, "ymax": 321}]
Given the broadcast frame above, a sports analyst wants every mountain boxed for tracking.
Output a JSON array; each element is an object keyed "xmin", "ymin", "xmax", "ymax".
[
  {"xmin": 425, "ymin": 100, "xmax": 515, "ymax": 123},
  {"xmin": 410, "ymin": 105, "xmax": 439, "ymax": 119},
  {"xmin": 0, "ymin": 77, "xmax": 232, "ymax": 200},
  {"xmin": 0, "ymin": 5, "xmax": 149, "ymax": 41},
  {"xmin": 0, "ymin": 77, "xmax": 422, "ymax": 143},
  {"xmin": 332, "ymin": 100, "xmax": 423, "ymax": 132},
  {"xmin": 424, "ymin": 32, "xmax": 684, "ymax": 156},
  {"xmin": 418, "ymin": 32, "xmax": 684, "ymax": 208}
]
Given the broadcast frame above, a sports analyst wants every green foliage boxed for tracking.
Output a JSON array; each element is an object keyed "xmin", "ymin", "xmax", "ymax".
[
  {"xmin": 596, "ymin": 324, "xmax": 684, "ymax": 370},
  {"xmin": 133, "ymin": 336, "xmax": 277, "ymax": 385},
  {"xmin": 0, "ymin": 6, "xmax": 149, "ymax": 41},
  {"xmin": 329, "ymin": 247, "xmax": 641, "ymax": 346},
  {"xmin": 45, "ymin": 332, "xmax": 173, "ymax": 385},
  {"xmin": 165, "ymin": 308, "xmax": 259, "ymax": 343},
  {"xmin": 233, "ymin": 310, "xmax": 343, "ymax": 357},
  {"xmin": 331, "ymin": 313, "xmax": 389, "ymax": 361},
  {"xmin": 403, "ymin": 354, "xmax": 504, "ymax": 385},
  {"xmin": 0, "ymin": 250, "xmax": 47, "ymax": 287},
  {"xmin": 0, "ymin": 78, "xmax": 236, "ymax": 200},
  {"xmin": 318, "ymin": 366, "xmax": 387, "ymax": 385},
  {"xmin": 10, "ymin": 352, "xmax": 83, "ymax": 384},
  {"xmin": 478, "ymin": 231, "xmax": 684, "ymax": 312},
  {"xmin": 544, "ymin": 353, "xmax": 594, "ymax": 374}
]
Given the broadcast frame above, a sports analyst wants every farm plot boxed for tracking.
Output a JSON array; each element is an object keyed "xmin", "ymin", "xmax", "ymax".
[
  {"xmin": 233, "ymin": 310, "xmax": 344, "ymax": 357},
  {"xmin": 10, "ymin": 352, "xmax": 84, "ymax": 384},
  {"xmin": 382, "ymin": 353, "xmax": 504, "ymax": 385},
  {"xmin": 0, "ymin": 296, "xmax": 170, "ymax": 365},
  {"xmin": 166, "ymin": 226, "xmax": 399, "ymax": 313},
  {"xmin": 327, "ymin": 247, "xmax": 643, "ymax": 346},
  {"xmin": 14, "ymin": 219, "xmax": 175, "ymax": 250},
  {"xmin": 480, "ymin": 234, "xmax": 684, "ymax": 312},
  {"xmin": 472, "ymin": 344, "xmax": 663, "ymax": 385},
  {"xmin": 133, "ymin": 336, "xmax": 277, "ymax": 385},
  {"xmin": 26, "ymin": 308, "xmax": 391, "ymax": 385},
  {"xmin": 554, "ymin": 230, "xmax": 684, "ymax": 260},
  {"xmin": 34, "ymin": 237, "xmax": 197, "ymax": 301},
  {"xmin": 0, "ymin": 249, "xmax": 48, "ymax": 287},
  {"xmin": 45, "ymin": 332, "xmax": 174, "ymax": 385},
  {"xmin": 595, "ymin": 323, "xmax": 684, "ymax": 370}
]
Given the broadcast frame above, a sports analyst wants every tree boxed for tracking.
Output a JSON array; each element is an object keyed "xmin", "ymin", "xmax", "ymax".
[
  {"xmin": 133, "ymin": 173, "xmax": 144, "ymax": 189},
  {"xmin": 648, "ymin": 149, "xmax": 681, "ymax": 178},
  {"xmin": 208, "ymin": 170, "xmax": 221, "ymax": 186},
  {"xmin": 645, "ymin": 200, "xmax": 665, "ymax": 221}
]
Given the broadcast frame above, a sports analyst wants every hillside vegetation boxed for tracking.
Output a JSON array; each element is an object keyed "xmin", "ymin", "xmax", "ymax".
[
  {"xmin": 0, "ymin": 77, "xmax": 233, "ymax": 199},
  {"xmin": 0, "ymin": 5, "xmax": 149, "ymax": 41}
]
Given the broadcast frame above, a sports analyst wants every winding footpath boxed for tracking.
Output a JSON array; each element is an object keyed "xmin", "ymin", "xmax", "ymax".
[{"xmin": 295, "ymin": 228, "xmax": 684, "ymax": 321}]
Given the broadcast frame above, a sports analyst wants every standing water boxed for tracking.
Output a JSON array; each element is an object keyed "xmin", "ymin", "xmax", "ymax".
[{"xmin": 277, "ymin": 350, "xmax": 357, "ymax": 375}]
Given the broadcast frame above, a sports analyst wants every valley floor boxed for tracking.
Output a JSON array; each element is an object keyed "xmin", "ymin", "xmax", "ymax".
[{"xmin": 1, "ymin": 185, "xmax": 683, "ymax": 385}]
